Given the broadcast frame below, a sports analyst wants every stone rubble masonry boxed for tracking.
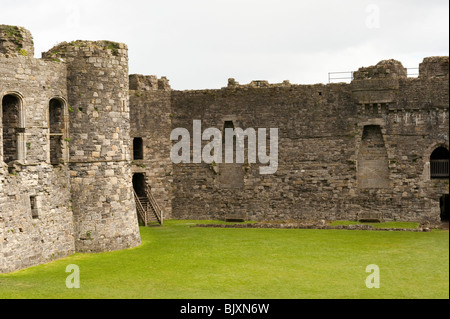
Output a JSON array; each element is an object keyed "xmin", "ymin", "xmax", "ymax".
[
  {"xmin": 129, "ymin": 74, "xmax": 173, "ymax": 218},
  {"xmin": 43, "ymin": 40, "xmax": 141, "ymax": 253},
  {"xmin": 1, "ymin": 25, "xmax": 449, "ymax": 274},
  {"xmin": 1, "ymin": 26, "xmax": 140, "ymax": 273},
  {"xmin": 0, "ymin": 25, "xmax": 34, "ymax": 57},
  {"xmin": 131, "ymin": 56, "xmax": 448, "ymax": 223}
]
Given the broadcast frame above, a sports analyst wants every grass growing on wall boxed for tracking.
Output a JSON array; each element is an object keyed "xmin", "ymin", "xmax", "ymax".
[{"xmin": 0, "ymin": 220, "xmax": 448, "ymax": 299}]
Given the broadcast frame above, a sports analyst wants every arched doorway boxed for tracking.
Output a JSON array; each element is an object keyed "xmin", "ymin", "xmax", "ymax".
[{"xmin": 133, "ymin": 173, "xmax": 154, "ymax": 226}]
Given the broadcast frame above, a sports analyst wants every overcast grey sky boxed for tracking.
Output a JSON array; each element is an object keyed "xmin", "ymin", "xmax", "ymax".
[{"xmin": 1, "ymin": 0, "xmax": 449, "ymax": 90}]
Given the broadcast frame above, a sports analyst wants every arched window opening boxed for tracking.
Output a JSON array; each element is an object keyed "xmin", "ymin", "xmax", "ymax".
[
  {"xmin": 2, "ymin": 94, "xmax": 20, "ymax": 163},
  {"xmin": 430, "ymin": 147, "xmax": 449, "ymax": 179},
  {"xmin": 49, "ymin": 98, "xmax": 65, "ymax": 165}
]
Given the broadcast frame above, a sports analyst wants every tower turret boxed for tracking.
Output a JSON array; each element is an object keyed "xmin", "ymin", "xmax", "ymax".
[{"xmin": 44, "ymin": 40, "xmax": 141, "ymax": 252}]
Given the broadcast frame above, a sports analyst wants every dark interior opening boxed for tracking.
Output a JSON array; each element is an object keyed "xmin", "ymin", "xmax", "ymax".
[
  {"xmin": 222, "ymin": 120, "xmax": 237, "ymax": 150},
  {"xmin": 132, "ymin": 173, "xmax": 146, "ymax": 197},
  {"xmin": 431, "ymin": 147, "xmax": 449, "ymax": 159},
  {"xmin": 133, "ymin": 137, "xmax": 143, "ymax": 160}
]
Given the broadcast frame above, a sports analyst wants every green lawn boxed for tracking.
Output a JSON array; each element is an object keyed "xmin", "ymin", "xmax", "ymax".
[{"xmin": 0, "ymin": 220, "xmax": 448, "ymax": 299}]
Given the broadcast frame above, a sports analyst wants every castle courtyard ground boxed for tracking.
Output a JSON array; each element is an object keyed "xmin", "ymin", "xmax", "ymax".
[{"xmin": 0, "ymin": 220, "xmax": 448, "ymax": 299}]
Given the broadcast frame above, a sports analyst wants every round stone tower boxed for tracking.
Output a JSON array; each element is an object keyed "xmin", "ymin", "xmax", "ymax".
[{"xmin": 43, "ymin": 40, "xmax": 141, "ymax": 252}]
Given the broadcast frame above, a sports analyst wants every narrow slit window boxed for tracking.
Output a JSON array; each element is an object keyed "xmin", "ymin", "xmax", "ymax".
[
  {"xmin": 49, "ymin": 98, "xmax": 65, "ymax": 165},
  {"xmin": 30, "ymin": 196, "xmax": 39, "ymax": 219}
]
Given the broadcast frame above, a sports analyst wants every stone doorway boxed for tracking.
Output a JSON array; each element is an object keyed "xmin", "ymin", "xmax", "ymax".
[{"xmin": 132, "ymin": 173, "xmax": 147, "ymax": 197}]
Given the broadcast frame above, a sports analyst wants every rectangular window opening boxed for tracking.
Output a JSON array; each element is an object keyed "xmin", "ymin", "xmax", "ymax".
[
  {"xmin": 133, "ymin": 137, "xmax": 144, "ymax": 160},
  {"xmin": 30, "ymin": 196, "xmax": 39, "ymax": 219}
]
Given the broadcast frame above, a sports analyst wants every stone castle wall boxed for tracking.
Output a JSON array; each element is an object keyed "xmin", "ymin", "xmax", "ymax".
[
  {"xmin": 129, "ymin": 75, "xmax": 173, "ymax": 219},
  {"xmin": 168, "ymin": 83, "xmax": 359, "ymax": 221},
  {"xmin": 1, "ymin": 24, "xmax": 448, "ymax": 274},
  {"xmin": 1, "ymin": 26, "xmax": 140, "ymax": 273},
  {"xmin": 130, "ymin": 57, "xmax": 449, "ymax": 223},
  {"xmin": 0, "ymin": 25, "xmax": 74, "ymax": 273}
]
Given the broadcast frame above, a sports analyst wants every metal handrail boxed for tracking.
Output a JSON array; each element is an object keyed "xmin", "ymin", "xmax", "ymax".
[
  {"xmin": 328, "ymin": 68, "xmax": 420, "ymax": 83},
  {"xmin": 407, "ymin": 68, "xmax": 419, "ymax": 77},
  {"xmin": 328, "ymin": 71, "xmax": 354, "ymax": 83}
]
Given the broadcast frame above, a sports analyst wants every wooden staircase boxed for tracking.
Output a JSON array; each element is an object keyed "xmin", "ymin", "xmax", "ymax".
[{"xmin": 133, "ymin": 185, "xmax": 163, "ymax": 226}]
